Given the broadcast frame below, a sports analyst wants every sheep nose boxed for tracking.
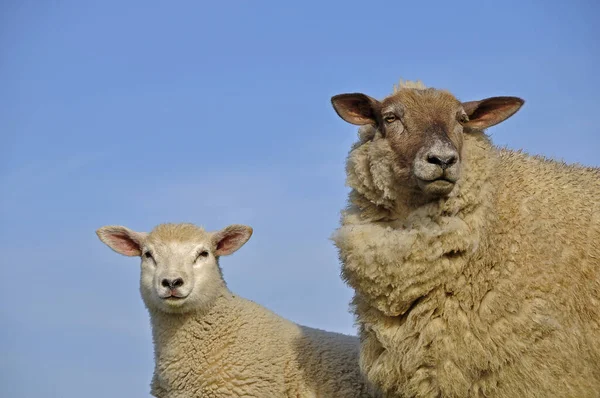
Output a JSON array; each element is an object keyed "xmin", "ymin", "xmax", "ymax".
[
  {"xmin": 161, "ymin": 277, "xmax": 184, "ymax": 289},
  {"xmin": 426, "ymin": 152, "xmax": 457, "ymax": 170}
]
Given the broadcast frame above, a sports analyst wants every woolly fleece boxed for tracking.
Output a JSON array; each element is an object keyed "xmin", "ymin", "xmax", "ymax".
[
  {"xmin": 332, "ymin": 83, "xmax": 600, "ymax": 397},
  {"xmin": 150, "ymin": 294, "xmax": 376, "ymax": 397}
]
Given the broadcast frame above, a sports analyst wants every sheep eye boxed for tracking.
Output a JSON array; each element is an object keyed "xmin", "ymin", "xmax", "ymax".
[
  {"xmin": 458, "ymin": 112, "xmax": 469, "ymax": 123},
  {"xmin": 144, "ymin": 251, "xmax": 154, "ymax": 260},
  {"xmin": 384, "ymin": 115, "xmax": 396, "ymax": 123},
  {"xmin": 196, "ymin": 251, "xmax": 209, "ymax": 260}
]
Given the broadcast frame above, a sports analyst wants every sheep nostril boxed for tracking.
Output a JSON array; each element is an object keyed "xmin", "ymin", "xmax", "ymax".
[
  {"xmin": 427, "ymin": 155, "xmax": 443, "ymax": 166},
  {"xmin": 161, "ymin": 277, "xmax": 184, "ymax": 289},
  {"xmin": 172, "ymin": 278, "xmax": 184, "ymax": 288},
  {"xmin": 427, "ymin": 154, "xmax": 457, "ymax": 169}
]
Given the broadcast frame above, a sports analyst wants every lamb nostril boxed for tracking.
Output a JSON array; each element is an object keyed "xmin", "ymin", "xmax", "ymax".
[
  {"xmin": 171, "ymin": 278, "xmax": 184, "ymax": 288},
  {"xmin": 161, "ymin": 278, "xmax": 184, "ymax": 289}
]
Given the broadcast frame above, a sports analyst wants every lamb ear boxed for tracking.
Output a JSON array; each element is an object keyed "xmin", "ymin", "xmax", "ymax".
[
  {"xmin": 462, "ymin": 96, "xmax": 524, "ymax": 130},
  {"xmin": 96, "ymin": 226, "xmax": 147, "ymax": 257},
  {"xmin": 213, "ymin": 225, "xmax": 253, "ymax": 256},
  {"xmin": 331, "ymin": 93, "xmax": 380, "ymax": 126}
]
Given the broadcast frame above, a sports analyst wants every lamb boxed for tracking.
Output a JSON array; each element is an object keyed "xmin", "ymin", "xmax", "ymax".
[
  {"xmin": 96, "ymin": 222, "xmax": 378, "ymax": 398},
  {"xmin": 329, "ymin": 80, "xmax": 600, "ymax": 397}
]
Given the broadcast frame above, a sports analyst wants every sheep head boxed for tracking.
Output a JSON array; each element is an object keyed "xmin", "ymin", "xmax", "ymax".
[
  {"xmin": 96, "ymin": 223, "xmax": 253, "ymax": 314},
  {"xmin": 331, "ymin": 83, "xmax": 524, "ymax": 201}
]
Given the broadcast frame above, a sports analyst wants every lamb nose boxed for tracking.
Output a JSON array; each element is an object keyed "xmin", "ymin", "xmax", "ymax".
[
  {"xmin": 161, "ymin": 277, "xmax": 184, "ymax": 289},
  {"xmin": 427, "ymin": 154, "xmax": 457, "ymax": 169}
]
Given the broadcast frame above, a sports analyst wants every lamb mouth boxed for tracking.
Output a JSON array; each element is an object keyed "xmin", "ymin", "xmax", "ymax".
[{"xmin": 160, "ymin": 294, "xmax": 189, "ymax": 301}]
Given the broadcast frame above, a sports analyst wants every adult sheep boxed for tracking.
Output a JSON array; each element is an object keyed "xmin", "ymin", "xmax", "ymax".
[
  {"xmin": 96, "ymin": 222, "xmax": 378, "ymax": 398},
  {"xmin": 329, "ymin": 80, "xmax": 600, "ymax": 397}
]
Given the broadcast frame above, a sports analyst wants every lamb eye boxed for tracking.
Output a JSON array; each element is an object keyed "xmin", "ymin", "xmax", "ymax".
[
  {"xmin": 384, "ymin": 115, "xmax": 396, "ymax": 123},
  {"xmin": 144, "ymin": 251, "xmax": 154, "ymax": 260},
  {"xmin": 458, "ymin": 113, "xmax": 469, "ymax": 123},
  {"xmin": 197, "ymin": 251, "xmax": 209, "ymax": 260}
]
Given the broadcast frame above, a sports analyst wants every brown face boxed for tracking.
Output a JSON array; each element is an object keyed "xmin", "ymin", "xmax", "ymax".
[{"xmin": 331, "ymin": 88, "xmax": 524, "ymax": 198}]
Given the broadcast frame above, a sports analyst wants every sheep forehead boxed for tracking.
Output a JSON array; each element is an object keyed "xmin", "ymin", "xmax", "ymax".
[
  {"xmin": 384, "ymin": 87, "xmax": 461, "ymax": 127},
  {"xmin": 147, "ymin": 223, "xmax": 210, "ymax": 246}
]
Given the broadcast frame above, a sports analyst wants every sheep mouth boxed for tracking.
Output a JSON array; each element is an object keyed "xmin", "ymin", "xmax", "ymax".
[
  {"xmin": 416, "ymin": 177, "xmax": 456, "ymax": 196},
  {"xmin": 159, "ymin": 293, "xmax": 189, "ymax": 302}
]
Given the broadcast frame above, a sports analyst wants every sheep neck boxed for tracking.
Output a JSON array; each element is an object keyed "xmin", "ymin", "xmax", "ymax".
[
  {"xmin": 147, "ymin": 291, "xmax": 239, "ymax": 392},
  {"xmin": 336, "ymin": 131, "xmax": 499, "ymax": 317}
]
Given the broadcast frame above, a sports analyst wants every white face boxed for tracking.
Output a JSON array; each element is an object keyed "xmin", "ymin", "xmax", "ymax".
[
  {"xmin": 139, "ymin": 239, "xmax": 219, "ymax": 313},
  {"xmin": 96, "ymin": 224, "xmax": 253, "ymax": 314}
]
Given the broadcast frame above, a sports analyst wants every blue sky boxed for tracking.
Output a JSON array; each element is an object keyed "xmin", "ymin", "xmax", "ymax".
[{"xmin": 1, "ymin": 1, "xmax": 598, "ymax": 397}]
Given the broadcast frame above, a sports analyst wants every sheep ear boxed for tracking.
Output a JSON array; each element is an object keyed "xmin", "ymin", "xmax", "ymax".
[
  {"xmin": 331, "ymin": 93, "xmax": 380, "ymax": 126},
  {"xmin": 96, "ymin": 226, "xmax": 147, "ymax": 257},
  {"xmin": 462, "ymin": 96, "xmax": 524, "ymax": 130},
  {"xmin": 213, "ymin": 225, "xmax": 253, "ymax": 256}
]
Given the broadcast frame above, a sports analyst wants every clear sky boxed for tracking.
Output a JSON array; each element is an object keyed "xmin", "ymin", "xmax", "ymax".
[{"xmin": 1, "ymin": 1, "xmax": 598, "ymax": 397}]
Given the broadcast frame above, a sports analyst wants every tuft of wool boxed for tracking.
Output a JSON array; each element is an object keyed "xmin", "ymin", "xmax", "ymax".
[{"xmin": 393, "ymin": 79, "xmax": 427, "ymax": 93}]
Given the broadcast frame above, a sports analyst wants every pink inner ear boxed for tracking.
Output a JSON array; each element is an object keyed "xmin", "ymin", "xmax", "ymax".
[
  {"xmin": 108, "ymin": 233, "xmax": 141, "ymax": 256},
  {"xmin": 216, "ymin": 235, "xmax": 237, "ymax": 253},
  {"xmin": 216, "ymin": 239, "xmax": 228, "ymax": 251},
  {"xmin": 215, "ymin": 232, "xmax": 246, "ymax": 256}
]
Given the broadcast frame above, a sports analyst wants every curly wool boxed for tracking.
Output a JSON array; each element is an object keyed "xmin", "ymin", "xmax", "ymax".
[
  {"xmin": 333, "ymin": 121, "xmax": 600, "ymax": 397},
  {"xmin": 149, "ymin": 291, "xmax": 378, "ymax": 398}
]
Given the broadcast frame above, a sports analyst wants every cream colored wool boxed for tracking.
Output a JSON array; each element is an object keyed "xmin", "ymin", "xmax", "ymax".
[
  {"xmin": 97, "ymin": 223, "xmax": 377, "ymax": 398},
  {"xmin": 149, "ymin": 294, "xmax": 374, "ymax": 398},
  {"xmin": 332, "ymin": 82, "xmax": 600, "ymax": 397}
]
